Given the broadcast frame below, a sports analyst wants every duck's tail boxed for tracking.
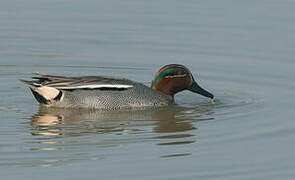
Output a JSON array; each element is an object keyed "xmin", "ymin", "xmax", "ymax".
[{"xmin": 20, "ymin": 80, "xmax": 62, "ymax": 104}]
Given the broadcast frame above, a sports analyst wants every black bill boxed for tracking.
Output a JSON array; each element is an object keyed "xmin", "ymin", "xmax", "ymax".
[{"xmin": 188, "ymin": 82, "xmax": 214, "ymax": 99}]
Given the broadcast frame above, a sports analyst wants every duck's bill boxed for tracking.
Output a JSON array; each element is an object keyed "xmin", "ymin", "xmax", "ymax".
[{"xmin": 188, "ymin": 82, "xmax": 214, "ymax": 99}]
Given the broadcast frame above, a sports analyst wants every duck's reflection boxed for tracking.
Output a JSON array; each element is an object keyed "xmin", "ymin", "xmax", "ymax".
[{"xmin": 30, "ymin": 104, "xmax": 214, "ymax": 146}]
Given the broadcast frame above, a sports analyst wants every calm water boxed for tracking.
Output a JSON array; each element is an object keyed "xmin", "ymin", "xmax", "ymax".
[{"xmin": 1, "ymin": 0, "xmax": 295, "ymax": 179}]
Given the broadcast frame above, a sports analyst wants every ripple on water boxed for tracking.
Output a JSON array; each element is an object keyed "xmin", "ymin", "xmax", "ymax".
[{"xmin": 0, "ymin": 88, "xmax": 260, "ymax": 167}]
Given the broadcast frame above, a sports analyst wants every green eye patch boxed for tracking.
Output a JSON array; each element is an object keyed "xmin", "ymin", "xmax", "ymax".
[{"xmin": 152, "ymin": 68, "xmax": 183, "ymax": 87}]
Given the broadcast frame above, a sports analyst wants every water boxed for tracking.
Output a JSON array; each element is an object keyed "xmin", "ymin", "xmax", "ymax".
[{"xmin": 1, "ymin": 0, "xmax": 295, "ymax": 179}]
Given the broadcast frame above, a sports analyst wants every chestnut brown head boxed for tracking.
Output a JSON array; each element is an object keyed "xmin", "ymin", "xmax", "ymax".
[{"xmin": 151, "ymin": 64, "xmax": 214, "ymax": 99}]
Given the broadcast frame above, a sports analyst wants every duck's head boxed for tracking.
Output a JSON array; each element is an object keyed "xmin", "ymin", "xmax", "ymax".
[{"xmin": 151, "ymin": 64, "xmax": 214, "ymax": 99}]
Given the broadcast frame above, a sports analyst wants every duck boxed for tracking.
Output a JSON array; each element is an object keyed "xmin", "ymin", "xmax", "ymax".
[{"xmin": 21, "ymin": 64, "xmax": 214, "ymax": 109}]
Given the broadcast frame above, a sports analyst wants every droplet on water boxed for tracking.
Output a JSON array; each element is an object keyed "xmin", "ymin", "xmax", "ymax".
[{"xmin": 211, "ymin": 99, "xmax": 217, "ymax": 105}]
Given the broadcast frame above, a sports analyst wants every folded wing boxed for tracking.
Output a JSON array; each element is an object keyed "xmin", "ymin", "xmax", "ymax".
[{"xmin": 29, "ymin": 72, "xmax": 134, "ymax": 90}]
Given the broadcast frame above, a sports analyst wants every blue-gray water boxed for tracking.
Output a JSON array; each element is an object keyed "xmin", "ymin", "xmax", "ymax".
[{"xmin": 1, "ymin": 0, "xmax": 295, "ymax": 179}]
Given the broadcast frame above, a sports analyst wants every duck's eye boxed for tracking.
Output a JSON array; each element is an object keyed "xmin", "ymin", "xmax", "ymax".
[
  {"xmin": 162, "ymin": 68, "xmax": 186, "ymax": 77},
  {"xmin": 159, "ymin": 68, "xmax": 180, "ymax": 78}
]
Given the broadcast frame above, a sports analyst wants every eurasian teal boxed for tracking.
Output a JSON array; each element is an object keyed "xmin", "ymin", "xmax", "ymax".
[{"xmin": 21, "ymin": 64, "xmax": 214, "ymax": 109}]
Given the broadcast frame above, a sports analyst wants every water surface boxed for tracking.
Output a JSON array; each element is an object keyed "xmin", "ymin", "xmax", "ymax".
[{"xmin": 1, "ymin": 0, "xmax": 295, "ymax": 179}]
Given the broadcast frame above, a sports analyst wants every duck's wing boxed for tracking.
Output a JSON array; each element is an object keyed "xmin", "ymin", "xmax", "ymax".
[{"xmin": 25, "ymin": 72, "xmax": 135, "ymax": 90}]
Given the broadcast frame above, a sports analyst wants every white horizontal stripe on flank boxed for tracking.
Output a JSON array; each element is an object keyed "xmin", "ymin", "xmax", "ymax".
[{"xmin": 58, "ymin": 84, "xmax": 133, "ymax": 89}]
